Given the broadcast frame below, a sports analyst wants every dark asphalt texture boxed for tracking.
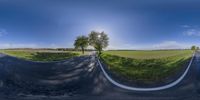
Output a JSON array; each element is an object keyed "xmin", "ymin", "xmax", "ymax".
[{"xmin": 0, "ymin": 51, "xmax": 200, "ymax": 100}]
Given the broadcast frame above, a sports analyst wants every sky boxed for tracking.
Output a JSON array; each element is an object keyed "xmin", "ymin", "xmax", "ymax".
[{"xmin": 0, "ymin": 0, "xmax": 200, "ymax": 50}]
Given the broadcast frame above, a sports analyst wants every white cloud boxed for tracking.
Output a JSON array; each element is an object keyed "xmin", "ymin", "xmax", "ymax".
[
  {"xmin": 0, "ymin": 42, "xmax": 190, "ymax": 50},
  {"xmin": 153, "ymin": 41, "xmax": 189, "ymax": 49},
  {"xmin": 106, "ymin": 29, "xmax": 194, "ymax": 50},
  {"xmin": 0, "ymin": 41, "xmax": 191, "ymax": 50},
  {"xmin": 181, "ymin": 25, "xmax": 190, "ymax": 28},
  {"xmin": 182, "ymin": 25, "xmax": 200, "ymax": 37},
  {"xmin": 107, "ymin": 41, "xmax": 191, "ymax": 50},
  {"xmin": 0, "ymin": 43, "xmax": 38, "ymax": 49},
  {"xmin": 48, "ymin": 43, "xmax": 69, "ymax": 48},
  {"xmin": 108, "ymin": 43, "xmax": 153, "ymax": 50},
  {"xmin": 183, "ymin": 29, "xmax": 200, "ymax": 36},
  {"xmin": 0, "ymin": 43, "xmax": 76, "ymax": 49},
  {"xmin": 107, "ymin": 43, "xmax": 135, "ymax": 50},
  {"xmin": 49, "ymin": 43, "xmax": 57, "ymax": 48}
]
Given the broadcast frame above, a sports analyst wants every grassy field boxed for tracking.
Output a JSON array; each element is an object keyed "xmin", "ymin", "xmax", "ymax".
[
  {"xmin": 103, "ymin": 50, "xmax": 192, "ymax": 59},
  {"xmin": 0, "ymin": 49, "xmax": 89, "ymax": 62},
  {"xmin": 101, "ymin": 50, "xmax": 193, "ymax": 84}
]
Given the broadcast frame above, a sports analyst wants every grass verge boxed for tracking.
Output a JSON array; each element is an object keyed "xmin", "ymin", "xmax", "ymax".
[
  {"xmin": 101, "ymin": 50, "xmax": 193, "ymax": 84},
  {"xmin": 104, "ymin": 50, "xmax": 192, "ymax": 59},
  {"xmin": 0, "ymin": 50, "xmax": 83, "ymax": 62}
]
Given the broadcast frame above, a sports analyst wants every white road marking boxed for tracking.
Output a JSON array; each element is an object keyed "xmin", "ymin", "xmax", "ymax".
[
  {"xmin": 88, "ymin": 62, "xmax": 95, "ymax": 72},
  {"xmin": 97, "ymin": 52, "xmax": 195, "ymax": 91}
]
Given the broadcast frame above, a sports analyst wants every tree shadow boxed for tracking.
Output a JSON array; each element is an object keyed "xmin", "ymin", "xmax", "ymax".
[
  {"xmin": 0, "ymin": 55, "xmax": 102, "ymax": 97},
  {"xmin": 30, "ymin": 52, "xmax": 79, "ymax": 61}
]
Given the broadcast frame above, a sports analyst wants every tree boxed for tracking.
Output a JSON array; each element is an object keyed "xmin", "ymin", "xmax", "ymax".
[
  {"xmin": 197, "ymin": 47, "xmax": 199, "ymax": 50},
  {"xmin": 74, "ymin": 35, "xmax": 89, "ymax": 54},
  {"xmin": 191, "ymin": 45, "xmax": 196, "ymax": 51},
  {"xmin": 88, "ymin": 31, "xmax": 109, "ymax": 55}
]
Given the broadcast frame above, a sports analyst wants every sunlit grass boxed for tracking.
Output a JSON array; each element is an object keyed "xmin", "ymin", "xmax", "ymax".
[
  {"xmin": 101, "ymin": 50, "xmax": 193, "ymax": 83},
  {"xmin": 103, "ymin": 50, "xmax": 192, "ymax": 59},
  {"xmin": 0, "ymin": 49, "xmax": 89, "ymax": 62}
]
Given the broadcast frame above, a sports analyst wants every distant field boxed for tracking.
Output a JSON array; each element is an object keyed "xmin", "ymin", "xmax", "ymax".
[
  {"xmin": 0, "ymin": 49, "xmax": 89, "ymax": 62},
  {"xmin": 101, "ymin": 50, "xmax": 193, "ymax": 84},
  {"xmin": 103, "ymin": 50, "xmax": 193, "ymax": 59}
]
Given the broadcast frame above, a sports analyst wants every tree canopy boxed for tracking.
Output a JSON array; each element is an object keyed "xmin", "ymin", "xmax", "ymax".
[
  {"xmin": 88, "ymin": 31, "xmax": 109, "ymax": 55},
  {"xmin": 74, "ymin": 31, "xmax": 109, "ymax": 55},
  {"xmin": 74, "ymin": 35, "xmax": 89, "ymax": 54},
  {"xmin": 191, "ymin": 45, "xmax": 196, "ymax": 51}
]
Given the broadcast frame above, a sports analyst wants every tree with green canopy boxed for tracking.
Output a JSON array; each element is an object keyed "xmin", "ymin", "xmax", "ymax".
[
  {"xmin": 191, "ymin": 45, "xmax": 196, "ymax": 51},
  {"xmin": 88, "ymin": 31, "xmax": 109, "ymax": 55},
  {"xmin": 74, "ymin": 35, "xmax": 89, "ymax": 54}
]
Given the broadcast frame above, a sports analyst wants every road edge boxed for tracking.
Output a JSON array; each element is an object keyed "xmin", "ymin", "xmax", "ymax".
[{"xmin": 97, "ymin": 52, "xmax": 195, "ymax": 91}]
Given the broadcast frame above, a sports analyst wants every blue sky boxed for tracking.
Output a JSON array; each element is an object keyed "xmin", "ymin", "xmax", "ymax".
[{"xmin": 0, "ymin": 0, "xmax": 200, "ymax": 49}]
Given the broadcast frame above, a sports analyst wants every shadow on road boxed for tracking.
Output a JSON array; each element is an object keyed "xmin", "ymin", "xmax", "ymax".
[
  {"xmin": 0, "ymin": 54, "xmax": 108, "ymax": 97},
  {"xmin": 0, "ymin": 53, "xmax": 200, "ymax": 100},
  {"xmin": 193, "ymin": 51, "xmax": 200, "ymax": 94}
]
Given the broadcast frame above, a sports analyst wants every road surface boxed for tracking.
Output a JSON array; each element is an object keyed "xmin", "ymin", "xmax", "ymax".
[{"xmin": 0, "ymin": 51, "xmax": 200, "ymax": 100}]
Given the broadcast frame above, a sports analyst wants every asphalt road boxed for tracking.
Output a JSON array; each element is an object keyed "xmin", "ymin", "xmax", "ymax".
[{"xmin": 0, "ymin": 51, "xmax": 200, "ymax": 100}]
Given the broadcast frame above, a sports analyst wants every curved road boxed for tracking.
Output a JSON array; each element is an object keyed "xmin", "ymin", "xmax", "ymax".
[{"xmin": 0, "ymin": 51, "xmax": 200, "ymax": 100}]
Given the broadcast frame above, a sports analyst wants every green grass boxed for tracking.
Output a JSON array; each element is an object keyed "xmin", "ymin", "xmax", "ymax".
[
  {"xmin": 101, "ymin": 50, "xmax": 193, "ymax": 83},
  {"xmin": 104, "ymin": 50, "xmax": 192, "ymax": 59},
  {"xmin": 0, "ymin": 50, "xmax": 88, "ymax": 62}
]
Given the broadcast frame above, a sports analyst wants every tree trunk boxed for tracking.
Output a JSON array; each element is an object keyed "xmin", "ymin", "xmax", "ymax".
[
  {"xmin": 81, "ymin": 47, "xmax": 84, "ymax": 54},
  {"xmin": 98, "ymin": 49, "xmax": 101, "ymax": 56}
]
